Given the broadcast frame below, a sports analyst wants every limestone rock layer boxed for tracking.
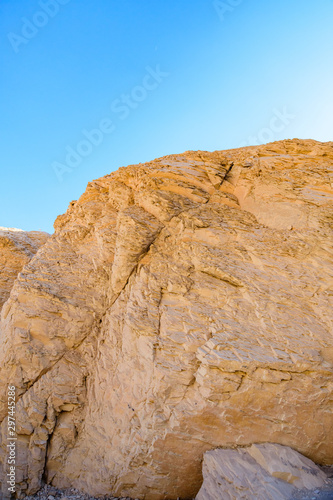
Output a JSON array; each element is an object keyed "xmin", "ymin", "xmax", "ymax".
[{"xmin": 0, "ymin": 139, "xmax": 333, "ymax": 499}]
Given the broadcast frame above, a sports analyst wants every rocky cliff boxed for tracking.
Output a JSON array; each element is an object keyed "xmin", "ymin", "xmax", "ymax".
[
  {"xmin": 0, "ymin": 139, "xmax": 332, "ymax": 499},
  {"xmin": 0, "ymin": 228, "xmax": 49, "ymax": 310}
]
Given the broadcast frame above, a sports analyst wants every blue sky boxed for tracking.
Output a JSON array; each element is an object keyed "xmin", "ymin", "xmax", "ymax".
[{"xmin": 1, "ymin": 0, "xmax": 332, "ymax": 233}]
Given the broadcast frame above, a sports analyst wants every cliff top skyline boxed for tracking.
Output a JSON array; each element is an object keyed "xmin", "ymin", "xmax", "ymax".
[{"xmin": 1, "ymin": 0, "xmax": 332, "ymax": 233}]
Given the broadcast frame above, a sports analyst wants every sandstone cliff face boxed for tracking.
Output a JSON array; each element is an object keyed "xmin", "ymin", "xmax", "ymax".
[
  {"xmin": 0, "ymin": 228, "xmax": 49, "ymax": 310},
  {"xmin": 0, "ymin": 139, "xmax": 332, "ymax": 499}
]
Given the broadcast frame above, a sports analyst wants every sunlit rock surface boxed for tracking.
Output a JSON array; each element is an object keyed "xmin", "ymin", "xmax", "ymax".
[
  {"xmin": 0, "ymin": 228, "xmax": 49, "ymax": 310},
  {"xmin": 0, "ymin": 139, "xmax": 332, "ymax": 499},
  {"xmin": 196, "ymin": 444, "xmax": 327, "ymax": 500}
]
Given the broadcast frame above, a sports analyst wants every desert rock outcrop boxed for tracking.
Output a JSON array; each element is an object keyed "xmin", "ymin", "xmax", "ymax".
[
  {"xmin": 0, "ymin": 139, "xmax": 333, "ymax": 499},
  {"xmin": 0, "ymin": 228, "xmax": 49, "ymax": 310}
]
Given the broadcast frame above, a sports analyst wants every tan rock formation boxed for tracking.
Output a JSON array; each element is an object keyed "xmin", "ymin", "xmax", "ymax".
[
  {"xmin": 0, "ymin": 228, "xmax": 49, "ymax": 310},
  {"xmin": 196, "ymin": 444, "xmax": 327, "ymax": 500},
  {"xmin": 0, "ymin": 139, "xmax": 332, "ymax": 499}
]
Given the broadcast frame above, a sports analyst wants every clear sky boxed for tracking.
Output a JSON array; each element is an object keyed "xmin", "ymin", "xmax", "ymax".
[{"xmin": 1, "ymin": 0, "xmax": 332, "ymax": 233}]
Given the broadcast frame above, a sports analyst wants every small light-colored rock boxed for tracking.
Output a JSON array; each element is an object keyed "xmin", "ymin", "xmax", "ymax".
[
  {"xmin": 247, "ymin": 443, "xmax": 327, "ymax": 490},
  {"xmin": 196, "ymin": 444, "xmax": 327, "ymax": 500}
]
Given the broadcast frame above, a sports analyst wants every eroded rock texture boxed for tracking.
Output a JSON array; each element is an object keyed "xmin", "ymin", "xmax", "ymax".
[
  {"xmin": 0, "ymin": 228, "xmax": 49, "ymax": 310},
  {"xmin": 196, "ymin": 444, "xmax": 327, "ymax": 500},
  {"xmin": 0, "ymin": 139, "xmax": 333, "ymax": 499}
]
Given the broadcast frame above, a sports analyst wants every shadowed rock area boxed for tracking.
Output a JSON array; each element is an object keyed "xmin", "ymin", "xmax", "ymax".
[{"xmin": 0, "ymin": 139, "xmax": 332, "ymax": 499}]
